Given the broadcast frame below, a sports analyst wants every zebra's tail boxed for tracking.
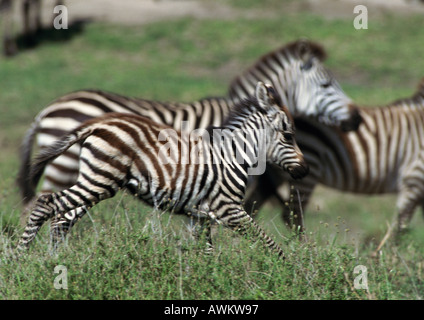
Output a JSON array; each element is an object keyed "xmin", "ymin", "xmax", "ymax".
[
  {"xmin": 16, "ymin": 120, "xmax": 41, "ymax": 205},
  {"xmin": 26, "ymin": 125, "xmax": 94, "ymax": 204}
]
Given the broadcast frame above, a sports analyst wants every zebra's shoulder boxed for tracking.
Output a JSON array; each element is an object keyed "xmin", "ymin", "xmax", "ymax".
[
  {"xmin": 408, "ymin": 78, "xmax": 424, "ymax": 102},
  {"xmin": 389, "ymin": 78, "xmax": 424, "ymax": 106},
  {"xmin": 415, "ymin": 77, "xmax": 424, "ymax": 96}
]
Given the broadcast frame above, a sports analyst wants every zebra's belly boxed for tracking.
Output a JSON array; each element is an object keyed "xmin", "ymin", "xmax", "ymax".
[
  {"xmin": 126, "ymin": 177, "xmax": 212, "ymax": 215},
  {"xmin": 319, "ymin": 172, "xmax": 399, "ymax": 195}
]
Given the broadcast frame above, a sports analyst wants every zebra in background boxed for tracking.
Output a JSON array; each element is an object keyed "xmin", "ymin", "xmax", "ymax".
[
  {"xmin": 228, "ymin": 40, "xmax": 361, "ymax": 131},
  {"xmin": 17, "ymin": 82, "xmax": 309, "ymax": 257},
  {"xmin": 17, "ymin": 40, "xmax": 361, "ymax": 210},
  {"xmin": 244, "ymin": 78, "xmax": 424, "ymax": 234},
  {"xmin": 0, "ymin": 0, "xmax": 16, "ymax": 56},
  {"xmin": 1, "ymin": 0, "xmax": 63, "ymax": 56}
]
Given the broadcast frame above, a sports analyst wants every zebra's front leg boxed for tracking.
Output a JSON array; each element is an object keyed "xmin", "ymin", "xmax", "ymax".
[
  {"xmin": 189, "ymin": 216, "xmax": 213, "ymax": 254},
  {"xmin": 219, "ymin": 208, "xmax": 285, "ymax": 259},
  {"xmin": 244, "ymin": 175, "xmax": 276, "ymax": 217},
  {"xmin": 244, "ymin": 167, "xmax": 288, "ymax": 217}
]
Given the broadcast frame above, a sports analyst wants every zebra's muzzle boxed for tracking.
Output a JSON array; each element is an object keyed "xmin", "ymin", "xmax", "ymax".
[
  {"xmin": 287, "ymin": 163, "xmax": 309, "ymax": 180},
  {"xmin": 340, "ymin": 105, "xmax": 362, "ymax": 132}
]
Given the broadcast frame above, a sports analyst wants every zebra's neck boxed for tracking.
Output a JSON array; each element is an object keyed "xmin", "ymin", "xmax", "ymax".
[
  {"xmin": 210, "ymin": 104, "xmax": 268, "ymax": 177},
  {"xmin": 229, "ymin": 53, "xmax": 298, "ymax": 109}
]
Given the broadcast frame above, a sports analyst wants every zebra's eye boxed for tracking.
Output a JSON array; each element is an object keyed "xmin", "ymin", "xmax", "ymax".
[
  {"xmin": 321, "ymin": 81, "xmax": 332, "ymax": 88},
  {"xmin": 275, "ymin": 117, "xmax": 287, "ymax": 131},
  {"xmin": 301, "ymin": 59, "xmax": 313, "ymax": 71},
  {"xmin": 283, "ymin": 132, "xmax": 293, "ymax": 142}
]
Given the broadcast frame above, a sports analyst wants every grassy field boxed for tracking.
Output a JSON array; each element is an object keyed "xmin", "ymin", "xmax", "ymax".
[{"xmin": 1, "ymin": 1, "xmax": 424, "ymax": 300}]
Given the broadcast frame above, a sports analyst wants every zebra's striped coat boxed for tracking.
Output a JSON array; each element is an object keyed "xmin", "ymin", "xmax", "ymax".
[
  {"xmin": 18, "ymin": 82, "xmax": 308, "ymax": 257},
  {"xmin": 16, "ymin": 40, "xmax": 360, "ymax": 209}
]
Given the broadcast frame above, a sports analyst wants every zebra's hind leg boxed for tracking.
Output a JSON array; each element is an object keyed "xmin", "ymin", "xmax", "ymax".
[
  {"xmin": 396, "ymin": 185, "xmax": 423, "ymax": 237},
  {"xmin": 18, "ymin": 185, "xmax": 106, "ymax": 252},
  {"xmin": 50, "ymin": 205, "xmax": 91, "ymax": 251},
  {"xmin": 17, "ymin": 193, "xmax": 57, "ymax": 251},
  {"xmin": 397, "ymin": 162, "xmax": 424, "ymax": 235},
  {"xmin": 47, "ymin": 183, "xmax": 114, "ymax": 250},
  {"xmin": 397, "ymin": 194, "xmax": 420, "ymax": 235}
]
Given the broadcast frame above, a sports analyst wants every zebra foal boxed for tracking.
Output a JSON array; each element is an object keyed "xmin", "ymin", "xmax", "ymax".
[{"xmin": 17, "ymin": 82, "xmax": 308, "ymax": 257}]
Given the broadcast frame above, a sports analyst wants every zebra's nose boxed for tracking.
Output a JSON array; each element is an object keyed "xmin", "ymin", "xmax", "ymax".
[
  {"xmin": 340, "ymin": 105, "xmax": 362, "ymax": 132},
  {"xmin": 287, "ymin": 162, "xmax": 309, "ymax": 180}
]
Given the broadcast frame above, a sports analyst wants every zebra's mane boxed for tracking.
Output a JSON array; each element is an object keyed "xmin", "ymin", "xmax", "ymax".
[
  {"xmin": 219, "ymin": 97, "xmax": 268, "ymax": 129},
  {"xmin": 275, "ymin": 39, "xmax": 327, "ymax": 62},
  {"xmin": 244, "ymin": 39, "xmax": 327, "ymax": 75},
  {"xmin": 227, "ymin": 40, "xmax": 327, "ymax": 98},
  {"xmin": 220, "ymin": 98, "xmax": 254, "ymax": 126}
]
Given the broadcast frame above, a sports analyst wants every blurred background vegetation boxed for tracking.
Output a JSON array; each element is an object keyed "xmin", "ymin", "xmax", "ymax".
[{"xmin": 0, "ymin": 0, "xmax": 423, "ymax": 299}]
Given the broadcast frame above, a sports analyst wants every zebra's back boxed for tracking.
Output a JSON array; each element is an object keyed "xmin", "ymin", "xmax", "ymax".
[
  {"xmin": 76, "ymin": 113, "xmax": 218, "ymax": 213},
  {"xmin": 18, "ymin": 89, "xmax": 233, "ymax": 204}
]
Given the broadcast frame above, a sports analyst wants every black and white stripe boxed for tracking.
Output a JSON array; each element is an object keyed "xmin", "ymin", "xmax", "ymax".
[
  {"xmin": 17, "ymin": 90, "xmax": 231, "ymax": 204},
  {"xmin": 17, "ymin": 40, "xmax": 359, "ymax": 207},
  {"xmin": 17, "ymin": 82, "xmax": 308, "ymax": 257},
  {"xmin": 245, "ymin": 79, "xmax": 424, "ymax": 233},
  {"xmin": 228, "ymin": 40, "xmax": 361, "ymax": 131}
]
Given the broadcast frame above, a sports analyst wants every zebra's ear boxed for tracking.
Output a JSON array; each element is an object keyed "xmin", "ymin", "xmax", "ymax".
[
  {"xmin": 297, "ymin": 39, "xmax": 311, "ymax": 61},
  {"xmin": 255, "ymin": 82, "xmax": 277, "ymax": 111},
  {"xmin": 297, "ymin": 40, "xmax": 314, "ymax": 71},
  {"xmin": 296, "ymin": 39, "xmax": 326, "ymax": 62}
]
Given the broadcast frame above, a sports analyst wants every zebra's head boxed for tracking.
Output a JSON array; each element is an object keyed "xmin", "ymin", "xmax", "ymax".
[
  {"xmin": 229, "ymin": 39, "xmax": 362, "ymax": 132},
  {"xmin": 255, "ymin": 82, "xmax": 309, "ymax": 180}
]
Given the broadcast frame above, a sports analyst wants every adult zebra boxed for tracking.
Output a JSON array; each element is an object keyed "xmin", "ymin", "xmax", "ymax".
[
  {"xmin": 228, "ymin": 40, "xmax": 361, "ymax": 131},
  {"xmin": 17, "ymin": 82, "xmax": 308, "ymax": 257},
  {"xmin": 17, "ymin": 40, "xmax": 361, "ymax": 209},
  {"xmin": 243, "ymin": 78, "xmax": 424, "ymax": 234}
]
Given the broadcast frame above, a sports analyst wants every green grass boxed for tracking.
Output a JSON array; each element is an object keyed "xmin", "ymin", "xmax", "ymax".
[
  {"xmin": 1, "ymin": 2, "xmax": 424, "ymax": 300},
  {"xmin": 1, "ymin": 195, "xmax": 422, "ymax": 300}
]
